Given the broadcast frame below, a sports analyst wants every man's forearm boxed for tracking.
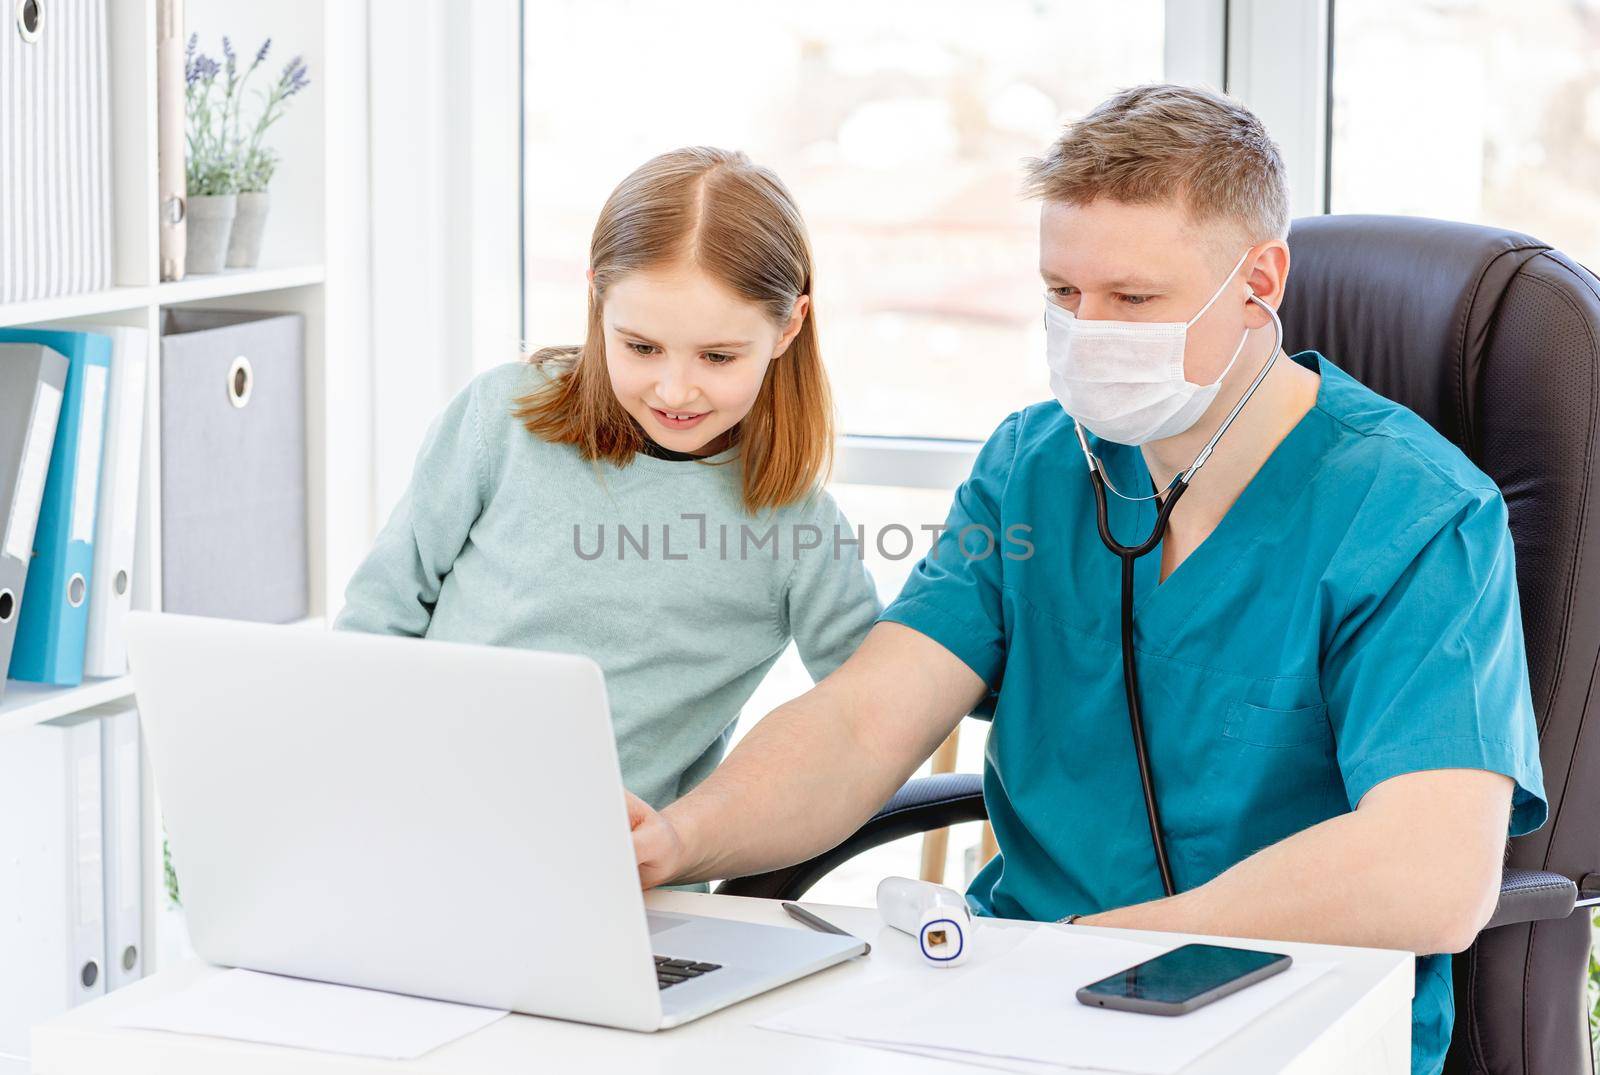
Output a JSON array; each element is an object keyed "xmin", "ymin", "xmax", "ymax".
[
  {"xmin": 1080, "ymin": 813, "xmax": 1461, "ymax": 951},
  {"xmin": 663, "ymin": 683, "xmax": 925, "ymax": 884},
  {"xmin": 1080, "ymin": 771, "xmax": 1510, "ymax": 954},
  {"xmin": 647, "ymin": 622, "xmax": 987, "ymax": 888}
]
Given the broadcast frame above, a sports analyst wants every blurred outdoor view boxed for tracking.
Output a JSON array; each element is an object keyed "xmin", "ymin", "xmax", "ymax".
[
  {"xmin": 1331, "ymin": 0, "xmax": 1600, "ymax": 269},
  {"xmin": 522, "ymin": 0, "xmax": 1165, "ymax": 440},
  {"xmin": 525, "ymin": 0, "xmax": 1600, "ymax": 443}
]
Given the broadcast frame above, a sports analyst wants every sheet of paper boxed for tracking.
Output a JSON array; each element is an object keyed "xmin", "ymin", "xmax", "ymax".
[
  {"xmin": 761, "ymin": 928, "xmax": 1331, "ymax": 1074},
  {"xmin": 865, "ymin": 1041, "xmax": 1074, "ymax": 1074},
  {"xmin": 110, "ymin": 968, "xmax": 508, "ymax": 1060}
]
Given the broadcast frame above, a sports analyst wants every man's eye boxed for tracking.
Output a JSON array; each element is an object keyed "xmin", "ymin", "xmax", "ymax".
[
  {"xmin": 627, "ymin": 341, "xmax": 658, "ymax": 356},
  {"xmin": 1117, "ymin": 294, "xmax": 1151, "ymax": 306},
  {"xmin": 704, "ymin": 352, "xmax": 736, "ymax": 366},
  {"xmin": 1050, "ymin": 286, "xmax": 1078, "ymax": 299}
]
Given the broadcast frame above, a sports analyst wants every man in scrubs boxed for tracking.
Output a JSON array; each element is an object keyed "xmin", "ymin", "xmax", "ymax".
[{"xmin": 627, "ymin": 84, "xmax": 1546, "ymax": 1075}]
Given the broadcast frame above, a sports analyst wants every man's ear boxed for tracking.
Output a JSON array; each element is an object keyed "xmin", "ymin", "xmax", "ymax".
[
  {"xmin": 775, "ymin": 294, "xmax": 811, "ymax": 357},
  {"xmin": 1242, "ymin": 241, "xmax": 1290, "ymax": 330}
]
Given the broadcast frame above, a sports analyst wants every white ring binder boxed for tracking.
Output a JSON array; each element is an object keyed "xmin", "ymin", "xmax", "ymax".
[{"xmin": 3, "ymin": 0, "xmax": 113, "ymax": 302}]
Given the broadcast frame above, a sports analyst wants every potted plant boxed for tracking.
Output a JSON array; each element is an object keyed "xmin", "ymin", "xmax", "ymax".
[
  {"xmin": 184, "ymin": 35, "xmax": 237, "ymax": 273},
  {"xmin": 228, "ymin": 40, "xmax": 311, "ymax": 268},
  {"xmin": 183, "ymin": 35, "xmax": 311, "ymax": 273}
]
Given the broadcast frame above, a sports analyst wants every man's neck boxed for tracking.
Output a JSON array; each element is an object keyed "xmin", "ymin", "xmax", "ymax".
[{"xmin": 1141, "ymin": 337, "xmax": 1320, "ymax": 534}]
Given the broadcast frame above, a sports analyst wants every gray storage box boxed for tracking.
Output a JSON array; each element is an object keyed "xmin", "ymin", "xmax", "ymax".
[{"xmin": 160, "ymin": 309, "xmax": 308, "ymax": 623}]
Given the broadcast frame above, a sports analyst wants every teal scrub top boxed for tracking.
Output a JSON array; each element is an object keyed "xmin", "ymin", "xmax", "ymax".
[{"xmin": 880, "ymin": 351, "xmax": 1547, "ymax": 1075}]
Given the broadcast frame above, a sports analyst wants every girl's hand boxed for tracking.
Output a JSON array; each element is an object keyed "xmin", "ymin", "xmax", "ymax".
[{"xmin": 625, "ymin": 790, "xmax": 686, "ymax": 889}]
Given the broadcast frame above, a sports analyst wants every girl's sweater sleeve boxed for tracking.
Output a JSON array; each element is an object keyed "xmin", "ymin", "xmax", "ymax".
[
  {"xmin": 333, "ymin": 380, "xmax": 489, "ymax": 637},
  {"xmin": 783, "ymin": 493, "xmax": 884, "ymax": 681}
]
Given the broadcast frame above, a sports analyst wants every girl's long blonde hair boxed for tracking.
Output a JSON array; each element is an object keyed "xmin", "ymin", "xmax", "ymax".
[{"xmin": 514, "ymin": 147, "xmax": 834, "ymax": 513}]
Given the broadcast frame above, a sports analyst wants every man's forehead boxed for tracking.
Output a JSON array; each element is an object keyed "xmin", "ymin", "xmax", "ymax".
[
  {"xmin": 1038, "ymin": 227, "xmax": 1223, "ymax": 288},
  {"xmin": 1038, "ymin": 197, "xmax": 1223, "ymax": 284},
  {"xmin": 1038, "ymin": 258, "xmax": 1171, "ymax": 291},
  {"xmin": 1037, "ymin": 245, "xmax": 1190, "ymax": 291}
]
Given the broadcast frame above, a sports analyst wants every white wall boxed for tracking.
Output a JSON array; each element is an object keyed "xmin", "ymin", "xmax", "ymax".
[
  {"xmin": 366, "ymin": 0, "xmax": 523, "ymax": 528},
  {"xmin": 321, "ymin": 0, "xmax": 379, "ymax": 611}
]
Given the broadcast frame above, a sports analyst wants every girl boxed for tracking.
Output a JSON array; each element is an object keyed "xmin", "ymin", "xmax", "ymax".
[{"xmin": 335, "ymin": 147, "xmax": 881, "ymax": 811}]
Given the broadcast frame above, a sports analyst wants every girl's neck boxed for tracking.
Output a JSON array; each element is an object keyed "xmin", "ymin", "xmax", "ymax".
[
  {"xmin": 637, "ymin": 424, "xmax": 737, "ymax": 461},
  {"xmin": 641, "ymin": 438, "xmax": 707, "ymax": 462}
]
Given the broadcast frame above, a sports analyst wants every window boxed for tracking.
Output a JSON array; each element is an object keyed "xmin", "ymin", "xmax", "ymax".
[
  {"xmin": 1330, "ymin": 0, "xmax": 1600, "ymax": 267},
  {"xmin": 522, "ymin": 0, "xmax": 1167, "ymax": 441}
]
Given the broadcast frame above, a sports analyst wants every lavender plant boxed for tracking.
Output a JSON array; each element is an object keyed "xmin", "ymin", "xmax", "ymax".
[
  {"xmin": 184, "ymin": 34, "xmax": 312, "ymax": 197},
  {"xmin": 184, "ymin": 34, "xmax": 235, "ymax": 196},
  {"xmin": 238, "ymin": 47, "xmax": 311, "ymax": 192}
]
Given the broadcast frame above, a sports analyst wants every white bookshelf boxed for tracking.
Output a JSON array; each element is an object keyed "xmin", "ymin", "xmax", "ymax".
[
  {"xmin": 1, "ymin": 0, "xmax": 333, "ymax": 729},
  {"xmin": 0, "ymin": 0, "xmax": 371, "ymax": 1001},
  {"xmin": 0, "ymin": 266, "xmax": 330, "ymax": 330},
  {"xmin": 0, "ymin": 676, "xmax": 137, "ymax": 736}
]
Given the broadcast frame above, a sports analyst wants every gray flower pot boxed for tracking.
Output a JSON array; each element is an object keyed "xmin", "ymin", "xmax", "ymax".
[
  {"xmin": 186, "ymin": 194, "xmax": 237, "ymax": 274},
  {"xmin": 226, "ymin": 190, "xmax": 271, "ymax": 269}
]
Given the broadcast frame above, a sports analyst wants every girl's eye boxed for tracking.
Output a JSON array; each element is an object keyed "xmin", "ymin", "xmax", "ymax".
[
  {"xmin": 626, "ymin": 341, "xmax": 658, "ymax": 356},
  {"xmin": 703, "ymin": 352, "xmax": 736, "ymax": 366}
]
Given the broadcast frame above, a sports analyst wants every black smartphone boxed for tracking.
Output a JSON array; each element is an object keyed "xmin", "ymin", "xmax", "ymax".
[{"xmin": 1076, "ymin": 943, "xmax": 1292, "ymax": 1016}]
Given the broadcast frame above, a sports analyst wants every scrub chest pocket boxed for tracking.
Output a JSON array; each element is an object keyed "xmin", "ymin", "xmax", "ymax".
[{"xmin": 1210, "ymin": 699, "xmax": 1349, "ymax": 842}]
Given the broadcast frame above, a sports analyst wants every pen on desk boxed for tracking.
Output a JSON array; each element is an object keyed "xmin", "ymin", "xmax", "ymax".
[{"xmin": 783, "ymin": 902, "xmax": 871, "ymax": 955}]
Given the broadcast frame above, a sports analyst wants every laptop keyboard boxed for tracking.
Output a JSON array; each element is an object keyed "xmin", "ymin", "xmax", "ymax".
[{"xmin": 654, "ymin": 954, "xmax": 722, "ymax": 989}]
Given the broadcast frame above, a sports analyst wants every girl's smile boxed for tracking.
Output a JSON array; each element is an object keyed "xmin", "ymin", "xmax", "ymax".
[{"xmin": 649, "ymin": 406, "xmax": 711, "ymax": 431}]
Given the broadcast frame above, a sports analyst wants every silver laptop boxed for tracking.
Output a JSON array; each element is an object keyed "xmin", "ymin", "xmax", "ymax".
[{"xmin": 125, "ymin": 612, "xmax": 865, "ymax": 1031}]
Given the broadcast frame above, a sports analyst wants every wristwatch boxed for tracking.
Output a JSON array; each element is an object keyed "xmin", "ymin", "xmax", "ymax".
[{"xmin": 1056, "ymin": 913, "xmax": 1082, "ymax": 925}]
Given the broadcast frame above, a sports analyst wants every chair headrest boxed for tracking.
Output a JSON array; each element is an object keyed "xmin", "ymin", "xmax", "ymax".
[{"xmin": 1280, "ymin": 214, "xmax": 1560, "ymax": 456}]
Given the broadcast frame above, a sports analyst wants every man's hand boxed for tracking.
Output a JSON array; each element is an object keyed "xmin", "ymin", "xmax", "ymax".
[
  {"xmin": 626, "ymin": 790, "xmax": 686, "ymax": 889},
  {"xmin": 616, "ymin": 623, "xmax": 984, "ymax": 887}
]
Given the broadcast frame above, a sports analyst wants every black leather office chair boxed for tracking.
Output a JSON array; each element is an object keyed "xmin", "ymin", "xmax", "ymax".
[{"xmin": 719, "ymin": 216, "xmax": 1600, "ymax": 1074}]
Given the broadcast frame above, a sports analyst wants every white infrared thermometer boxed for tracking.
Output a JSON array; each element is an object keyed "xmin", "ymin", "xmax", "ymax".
[{"xmin": 876, "ymin": 876, "xmax": 972, "ymax": 966}]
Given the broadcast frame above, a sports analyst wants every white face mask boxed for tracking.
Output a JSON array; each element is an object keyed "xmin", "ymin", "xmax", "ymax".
[{"xmin": 1045, "ymin": 249, "xmax": 1253, "ymax": 446}]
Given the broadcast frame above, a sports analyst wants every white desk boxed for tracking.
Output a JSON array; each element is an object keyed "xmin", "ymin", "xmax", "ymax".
[{"xmin": 33, "ymin": 891, "xmax": 1414, "ymax": 1074}]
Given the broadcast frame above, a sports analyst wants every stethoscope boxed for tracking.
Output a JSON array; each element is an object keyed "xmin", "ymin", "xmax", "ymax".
[{"xmin": 1071, "ymin": 294, "xmax": 1285, "ymax": 898}]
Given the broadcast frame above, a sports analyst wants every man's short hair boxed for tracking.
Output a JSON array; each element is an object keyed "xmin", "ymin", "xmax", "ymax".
[{"xmin": 1023, "ymin": 83, "xmax": 1290, "ymax": 246}]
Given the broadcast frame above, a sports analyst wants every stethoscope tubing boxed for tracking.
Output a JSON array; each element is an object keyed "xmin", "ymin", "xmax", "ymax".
[
  {"xmin": 1076, "ymin": 296, "xmax": 1285, "ymax": 901},
  {"xmin": 1090, "ymin": 466, "xmax": 1187, "ymax": 896}
]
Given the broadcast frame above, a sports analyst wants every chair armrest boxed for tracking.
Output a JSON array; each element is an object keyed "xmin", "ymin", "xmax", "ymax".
[
  {"xmin": 711, "ymin": 780, "xmax": 1593, "ymax": 931},
  {"xmin": 714, "ymin": 773, "xmax": 988, "ymax": 901},
  {"xmin": 1481, "ymin": 868, "xmax": 1579, "ymax": 930}
]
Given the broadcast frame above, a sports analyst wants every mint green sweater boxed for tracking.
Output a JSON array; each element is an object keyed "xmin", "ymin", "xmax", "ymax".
[{"xmin": 334, "ymin": 361, "xmax": 881, "ymax": 808}]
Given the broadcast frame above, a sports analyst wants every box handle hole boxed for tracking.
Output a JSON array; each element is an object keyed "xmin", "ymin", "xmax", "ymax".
[{"xmin": 228, "ymin": 355, "xmax": 254, "ymax": 409}]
